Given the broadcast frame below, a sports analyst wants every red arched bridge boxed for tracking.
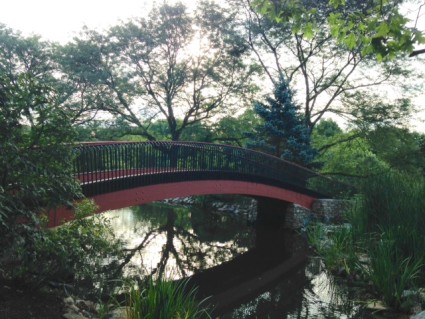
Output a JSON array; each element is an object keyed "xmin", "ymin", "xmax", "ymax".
[{"xmin": 48, "ymin": 141, "xmax": 348, "ymax": 227}]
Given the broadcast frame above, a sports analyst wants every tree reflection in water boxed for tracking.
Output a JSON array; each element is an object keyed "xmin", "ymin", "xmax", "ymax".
[
  {"xmin": 104, "ymin": 202, "xmax": 255, "ymax": 279},
  {"xmin": 102, "ymin": 200, "xmax": 365, "ymax": 318}
]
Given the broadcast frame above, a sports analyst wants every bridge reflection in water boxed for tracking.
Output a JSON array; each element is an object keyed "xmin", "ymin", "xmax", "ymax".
[
  {"xmin": 104, "ymin": 201, "xmax": 361, "ymax": 318},
  {"xmin": 49, "ymin": 141, "xmax": 349, "ymax": 227}
]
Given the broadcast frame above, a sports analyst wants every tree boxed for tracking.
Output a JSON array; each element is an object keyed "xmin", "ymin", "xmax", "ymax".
[
  {"xmin": 365, "ymin": 126, "xmax": 425, "ymax": 174},
  {"xmin": 339, "ymin": 91, "xmax": 413, "ymax": 130},
  {"xmin": 312, "ymin": 128, "xmax": 390, "ymax": 184},
  {"xmin": 246, "ymin": 77, "xmax": 317, "ymax": 166},
  {"xmin": 113, "ymin": 204, "xmax": 254, "ymax": 279},
  {"xmin": 228, "ymin": 0, "xmax": 420, "ymax": 132},
  {"xmin": 313, "ymin": 118, "xmax": 343, "ymax": 138},
  {"xmin": 0, "ymin": 25, "xmax": 80, "ymax": 220},
  {"xmin": 211, "ymin": 109, "xmax": 262, "ymax": 146},
  {"xmin": 252, "ymin": 0, "xmax": 425, "ymax": 60},
  {"xmin": 57, "ymin": 1, "xmax": 258, "ymax": 141},
  {"xmin": 180, "ymin": 121, "xmax": 214, "ymax": 142},
  {"xmin": 312, "ymin": 120, "xmax": 425, "ymax": 184},
  {"xmin": 74, "ymin": 118, "xmax": 138, "ymax": 142},
  {"xmin": 54, "ymin": 29, "xmax": 131, "ymax": 127},
  {"xmin": 0, "ymin": 27, "xmax": 82, "ymax": 276},
  {"xmin": 0, "ymin": 25, "xmax": 127, "ymax": 293}
]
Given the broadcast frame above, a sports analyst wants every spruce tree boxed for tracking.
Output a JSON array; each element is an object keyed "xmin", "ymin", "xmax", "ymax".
[{"xmin": 247, "ymin": 77, "xmax": 317, "ymax": 167}]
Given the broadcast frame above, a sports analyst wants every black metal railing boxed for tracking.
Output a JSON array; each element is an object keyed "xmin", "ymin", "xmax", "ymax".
[{"xmin": 73, "ymin": 141, "xmax": 350, "ymax": 198}]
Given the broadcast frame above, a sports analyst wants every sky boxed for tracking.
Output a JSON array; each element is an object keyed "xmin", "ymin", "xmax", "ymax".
[
  {"xmin": 0, "ymin": 0, "xmax": 156, "ymax": 43},
  {"xmin": 1, "ymin": 0, "xmax": 424, "ymax": 131}
]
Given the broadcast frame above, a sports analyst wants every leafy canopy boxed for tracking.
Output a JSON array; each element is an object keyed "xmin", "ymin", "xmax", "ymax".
[
  {"xmin": 0, "ymin": 26, "xmax": 82, "ymax": 282},
  {"xmin": 252, "ymin": 0, "xmax": 425, "ymax": 60}
]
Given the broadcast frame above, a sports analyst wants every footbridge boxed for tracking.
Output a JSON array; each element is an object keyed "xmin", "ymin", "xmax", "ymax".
[{"xmin": 48, "ymin": 141, "xmax": 347, "ymax": 227}]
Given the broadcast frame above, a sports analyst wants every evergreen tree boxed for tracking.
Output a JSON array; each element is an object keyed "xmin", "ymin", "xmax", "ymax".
[{"xmin": 247, "ymin": 77, "xmax": 317, "ymax": 167}]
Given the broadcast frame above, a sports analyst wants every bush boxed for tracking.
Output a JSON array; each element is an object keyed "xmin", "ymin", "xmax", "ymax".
[{"xmin": 3, "ymin": 199, "xmax": 125, "ymax": 292}]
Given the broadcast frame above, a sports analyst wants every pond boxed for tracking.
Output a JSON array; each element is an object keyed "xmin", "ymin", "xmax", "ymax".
[{"xmin": 103, "ymin": 198, "xmax": 366, "ymax": 318}]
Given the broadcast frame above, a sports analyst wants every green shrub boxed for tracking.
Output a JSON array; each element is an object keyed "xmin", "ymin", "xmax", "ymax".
[{"xmin": 5, "ymin": 199, "xmax": 125, "ymax": 292}]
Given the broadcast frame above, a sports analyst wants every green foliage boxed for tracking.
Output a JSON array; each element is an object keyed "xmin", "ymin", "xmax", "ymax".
[
  {"xmin": 366, "ymin": 127, "xmax": 425, "ymax": 175},
  {"xmin": 360, "ymin": 172, "xmax": 425, "ymax": 258},
  {"xmin": 3, "ymin": 200, "xmax": 124, "ymax": 291},
  {"xmin": 236, "ymin": 0, "xmax": 418, "ymax": 134},
  {"xmin": 312, "ymin": 125, "xmax": 392, "ymax": 186},
  {"xmin": 313, "ymin": 119, "xmax": 343, "ymax": 138},
  {"xmin": 313, "ymin": 121, "xmax": 425, "ymax": 184},
  {"xmin": 149, "ymin": 120, "xmax": 214, "ymax": 142},
  {"xmin": 308, "ymin": 171, "xmax": 425, "ymax": 310},
  {"xmin": 343, "ymin": 198, "xmax": 368, "ymax": 242},
  {"xmin": 343, "ymin": 92, "xmax": 413, "ymax": 130},
  {"xmin": 0, "ymin": 27, "xmax": 126, "ymax": 293},
  {"xmin": 57, "ymin": 1, "xmax": 258, "ymax": 141},
  {"xmin": 180, "ymin": 122, "xmax": 214, "ymax": 142},
  {"xmin": 0, "ymin": 27, "xmax": 84, "ymax": 286},
  {"xmin": 126, "ymin": 277, "xmax": 212, "ymax": 319},
  {"xmin": 74, "ymin": 119, "xmax": 138, "ymax": 142},
  {"xmin": 319, "ymin": 135, "xmax": 389, "ymax": 176},
  {"xmin": 307, "ymin": 224, "xmax": 359, "ymax": 276},
  {"xmin": 363, "ymin": 232, "xmax": 423, "ymax": 309},
  {"xmin": 252, "ymin": 0, "xmax": 425, "ymax": 59},
  {"xmin": 212, "ymin": 109, "xmax": 262, "ymax": 146}
]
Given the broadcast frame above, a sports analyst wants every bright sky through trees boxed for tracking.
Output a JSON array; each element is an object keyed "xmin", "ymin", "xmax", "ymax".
[
  {"xmin": 1, "ymin": 0, "xmax": 424, "ymax": 131},
  {"xmin": 0, "ymin": 0, "xmax": 157, "ymax": 43}
]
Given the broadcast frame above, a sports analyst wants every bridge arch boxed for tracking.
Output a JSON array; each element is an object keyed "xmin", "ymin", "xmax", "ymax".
[{"xmin": 48, "ymin": 141, "xmax": 347, "ymax": 227}]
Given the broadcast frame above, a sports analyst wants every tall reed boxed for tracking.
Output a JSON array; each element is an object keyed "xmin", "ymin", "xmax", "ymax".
[
  {"xmin": 357, "ymin": 172, "xmax": 425, "ymax": 308},
  {"xmin": 364, "ymin": 230, "xmax": 423, "ymax": 309},
  {"xmin": 126, "ymin": 277, "xmax": 212, "ymax": 319},
  {"xmin": 308, "ymin": 171, "xmax": 425, "ymax": 310},
  {"xmin": 360, "ymin": 172, "xmax": 425, "ymax": 261},
  {"xmin": 307, "ymin": 224, "xmax": 359, "ymax": 275}
]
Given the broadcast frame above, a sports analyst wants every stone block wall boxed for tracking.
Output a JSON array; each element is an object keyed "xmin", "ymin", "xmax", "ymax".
[
  {"xmin": 163, "ymin": 196, "xmax": 353, "ymax": 230},
  {"xmin": 284, "ymin": 199, "xmax": 354, "ymax": 230},
  {"xmin": 311, "ymin": 199, "xmax": 353, "ymax": 223}
]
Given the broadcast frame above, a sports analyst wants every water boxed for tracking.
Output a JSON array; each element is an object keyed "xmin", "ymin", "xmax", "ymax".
[
  {"xmin": 104, "ymin": 203, "xmax": 255, "ymax": 279},
  {"xmin": 103, "ymin": 200, "xmax": 364, "ymax": 318},
  {"xmin": 224, "ymin": 259, "xmax": 361, "ymax": 318}
]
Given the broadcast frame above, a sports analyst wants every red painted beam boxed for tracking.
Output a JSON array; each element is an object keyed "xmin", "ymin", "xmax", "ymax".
[{"xmin": 47, "ymin": 180, "xmax": 317, "ymax": 228}]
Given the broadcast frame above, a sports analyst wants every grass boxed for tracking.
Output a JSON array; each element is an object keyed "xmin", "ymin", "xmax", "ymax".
[{"xmin": 125, "ymin": 277, "xmax": 212, "ymax": 319}]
